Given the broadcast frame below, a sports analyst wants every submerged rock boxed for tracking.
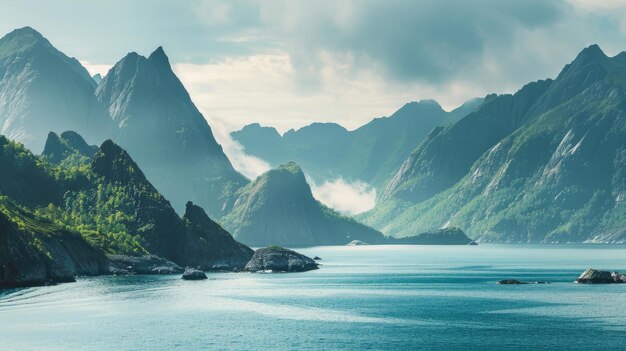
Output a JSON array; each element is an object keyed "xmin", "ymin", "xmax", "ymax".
[
  {"xmin": 181, "ymin": 267, "xmax": 207, "ymax": 280},
  {"xmin": 108, "ymin": 255, "xmax": 183, "ymax": 275},
  {"xmin": 497, "ymin": 279, "xmax": 527, "ymax": 285},
  {"xmin": 497, "ymin": 279, "xmax": 551, "ymax": 285},
  {"xmin": 346, "ymin": 240, "xmax": 369, "ymax": 246},
  {"xmin": 576, "ymin": 268, "xmax": 626, "ymax": 284},
  {"xmin": 244, "ymin": 247, "xmax": 318, "ymax": 273}
]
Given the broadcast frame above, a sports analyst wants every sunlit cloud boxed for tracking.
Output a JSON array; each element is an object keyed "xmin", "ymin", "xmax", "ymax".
[{"xmin": 309, "ymin": 178, "xmax": 377, "ymax": 215}]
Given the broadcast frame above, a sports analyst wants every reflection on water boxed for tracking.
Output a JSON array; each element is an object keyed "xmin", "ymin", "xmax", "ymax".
[{"xmin": 1, "ymin": 244, "xmax": 626, "ymax": 350}]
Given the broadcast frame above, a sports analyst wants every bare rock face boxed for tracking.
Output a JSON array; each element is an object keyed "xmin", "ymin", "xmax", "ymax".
[
  {"xmin": 244, "ymin": 247, "xmax": 318, "ymax": 273},
  {"xmin": 181, "ymin": 267, "xmax": 207, "ymax": 280},
  {"xmin": 576, "ymin": 268, "xmax": 626, "ymax": 284}
]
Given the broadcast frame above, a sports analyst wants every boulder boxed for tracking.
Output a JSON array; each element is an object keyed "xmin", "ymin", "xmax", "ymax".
[
  {"xmin": 244, "ymin": 247, "xmax": 318, "ymax": 273},
  {"xmin": 181, "ymin": 267, "xmax": 207, "ymax": 280},
  {"xmin": 108, "ymin": 255, "xmax": 183, "ymax": 275},
  {"xmin": 576, "ymin": 268, "xmax": 626, "ymax": 284},
  {"xmin": 313, "ymin": 256, "xmax": 322, "ymax": 260}
]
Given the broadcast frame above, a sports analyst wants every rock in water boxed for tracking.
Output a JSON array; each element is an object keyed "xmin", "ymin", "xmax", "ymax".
[
  {"xmin": 108, "ymin": 255, "xmax": 183, "ymax": 275},
  {"xmin": 576, "ymin": 268, "xmax": 626, "ymax": 284},
  {"xmin": 497, "ymin": 280, "xmax": 528, "ymax": 285},
  {"xmin": 244, "ymin": 247, "xmax": 318, "ymax": 273},
  {"xmin": 346, "ymin": 240, "xmax": 369, "ymax": 246},
  {"xmin": 313, "ymin": 256, "xmax": 322, "ymax": 260},
  {"xmin": 181, "ymin": 268, "xmax": 207, "ymax": 280}
]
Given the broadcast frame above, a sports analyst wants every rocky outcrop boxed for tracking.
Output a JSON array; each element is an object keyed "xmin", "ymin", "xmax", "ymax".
[
  {"xmin": 179, "ymin": 202, "xmax": 254, "ymax": 271},
  {"xmin": 392, "ymin": 227, "xmax": 473, "ymax": 245},
  {"xmin": 108, "ymin": 255, "xmax": 183, "ymax": 275},
  {"xmin": 0, "ymin": 206, "xmax": 109, "ymax": 288},
  {"xmin": 575, "ymin": 268, "xmax": 626, "ymax": 284},
  {"xmin": 244, "ymin": 247, "xmax": 319, "ymax": 273},
  {"xmin": 181, "ymin": 267, "xmax": 207, "ymax": 280}
]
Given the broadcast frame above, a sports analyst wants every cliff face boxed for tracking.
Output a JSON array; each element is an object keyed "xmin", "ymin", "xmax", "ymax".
[{"xmin": 0, "ymin": 201, "xmax": 109, "ymax": 288}]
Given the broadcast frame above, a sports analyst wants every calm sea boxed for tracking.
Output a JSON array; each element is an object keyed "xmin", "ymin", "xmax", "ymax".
[{"xmin": 1, "ymin": 245, "xmax": 626, "ymax": 350}]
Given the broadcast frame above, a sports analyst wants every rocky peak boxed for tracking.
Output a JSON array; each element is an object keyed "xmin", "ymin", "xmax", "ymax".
[
  {"xmin": 42, "ymin": 131, "xmax": 97, "ymax": 164},
  {"xmin": 91, "ymin": 139, "xmax": 148, "ymax": 184},
  {"xmin": 147, "ymin": 46, "xmax": 169, "ymax": 66},
  {"xmin": 183, "ymin": 201, "xmax": 221, "ymax": 232}
]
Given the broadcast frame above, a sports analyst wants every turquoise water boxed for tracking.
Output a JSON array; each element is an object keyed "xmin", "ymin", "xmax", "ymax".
[{"xmin": 2, "ymin": 245, "xmax": 626, "ymax": 350}]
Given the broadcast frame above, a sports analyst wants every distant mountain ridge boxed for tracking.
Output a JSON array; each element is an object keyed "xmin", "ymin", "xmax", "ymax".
[
  {"xmin": 232, "ymin": 98, "xmax": 483, "ymax": 186},
  {"xmin": 361, "ymin": 44, "xmax": 626, "ymax": 243}
]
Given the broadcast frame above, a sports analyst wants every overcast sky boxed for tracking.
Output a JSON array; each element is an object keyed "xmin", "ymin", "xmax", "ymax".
[{"xmin": 1, "ymin": 0, "xmax": 626, "ymax": 133}]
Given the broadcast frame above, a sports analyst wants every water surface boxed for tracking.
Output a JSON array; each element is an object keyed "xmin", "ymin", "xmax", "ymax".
[{"xmin": 2, "ymin": 245, "xmax": 626, "ymax": 350}]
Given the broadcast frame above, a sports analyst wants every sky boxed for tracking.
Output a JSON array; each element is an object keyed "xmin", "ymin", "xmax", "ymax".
[
  {"xmin": 2, "ymin": 0, "xmax": 626, "ymax": 133},
  {"xmin": 2, "ymin": 0, "xmax": 626, "ymax": 214}
]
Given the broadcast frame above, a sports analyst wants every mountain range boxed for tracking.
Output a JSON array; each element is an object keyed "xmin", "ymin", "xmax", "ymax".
[
  {"xmin": 0, "ymin": 27, "xmax": 245, "ymax": 218},
  {"xmin": 232, "ymin": 98, "xmax": 482, "ymax": 186},
  {"xmin": 0, "ymin": 25, "xmax": 624, "ymax": 250},
  {"xmin": 360, "ymin": 45, "xmax": 626, "ymax": 243}
]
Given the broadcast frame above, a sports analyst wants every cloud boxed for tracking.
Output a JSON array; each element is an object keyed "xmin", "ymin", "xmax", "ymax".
[
  {"xmin": 10, "ymin": 0, "xmax": 626, "ymax": 134},
  {"xmin": 202, "ymin": 113, "xmax": 271, "ymax": 180},
  {"xmin": 309, "ymin": 178, "xmax": 377, "ymax": 215}
]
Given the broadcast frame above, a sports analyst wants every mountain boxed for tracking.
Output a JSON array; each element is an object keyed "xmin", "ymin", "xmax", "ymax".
[
  {"xmin": 0, "ymin": 132, "xmax": 253, "ymax": 273},
  {"xmin": 42, "ymin": 131, "xmax": 98, "ymax": 165},
  {"xmin": 231, "ymin": 98, "xmax": 483, "ymax": 186},
  {"xmin": 92, "ymin": 73, "xmax": 102, "ymax": 84},
  {"xmin": 220, "ymin": 162, "xmax": 389, "ymax": 246},
  {"xmin": 96, "ymin": 47, "xmax": 247, "ymax": 216},
  {"xmin": 361, "ymin": 45, "xmax": 626, "ymax": 243},
  {"xmin": 0, "ymin": 27, "xmax": 111, "ymax": 152}
]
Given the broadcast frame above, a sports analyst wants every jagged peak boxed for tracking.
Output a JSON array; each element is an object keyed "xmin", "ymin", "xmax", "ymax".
[
  {"xmin": 91, "ymin": 139, "xmax": 148, "ymax": 183},
  {"xmin": 575, "ymin": 44, "xmax": 607, "ymax": 63},
  {"xmin": 42, "ymin": 130, "xmax": 96, "ymax": 163},
  {"xmin": 184, "ymin": 201, "xmax": 213, "ymax": 226},
  {"xmin": 148, "ymin": 46, "xmax": 169, "ymax": 64}
]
